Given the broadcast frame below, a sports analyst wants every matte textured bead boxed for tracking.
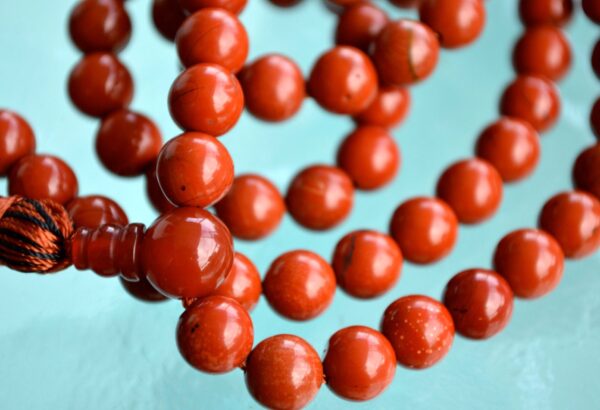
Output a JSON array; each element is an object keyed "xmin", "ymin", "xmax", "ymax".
[
  {"xmin": 335, "ymin": 2, "xmax": 389, "ymax": 52},
  {"xmin": 419, "ymin": 0, "xmax": 486, "ymax": 49},
  {"xmin": 0, "ymin": 110, "xmax": 36, "ymax": 176},
  {"xmin": 69, "ymin": 0, "xmax": 131, "ymax": 53},
  {"xmin": 354, "ymin": 85, "xmax": 410, "ymax": 129},
  {"xmin": 210, "ymin": 252, "xmax": 262, "ymax": 311},
  {"xmin": 513, "ymin": 26, "xmax": 571, "ymax": 81},
  {"xmin": 67, "ymin": 195, "xmax": 128, "ymax": 229}
]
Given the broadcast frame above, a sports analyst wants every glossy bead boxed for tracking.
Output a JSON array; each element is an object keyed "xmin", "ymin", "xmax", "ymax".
[
  {"xmin": 337, "ymin": 126, "xmax": 400, "ymax": 190},
  {"xmin": 499, "ymin": 75, "xmax": 560, "ymax": 133},
  {"xmin": 141, "ymin": 207, "xmax": 234, "ymax": 298},
  {"xmin": 592, "ymin": 39, "xmax": 600, "ymax": 81},
  {"xmin": 513, "ymin": 26, "xmax": 571, "ymax": 81},
  {"xmin": 538, "ymin": 191, "xmax": 600, "ymax": 258},
  {"xmin": 573, "ymin": 144, "xmax": 600, "ymax": 199},
  {"xmin": 177, "ymin": 296, "xmax": 253, "ymax": 373},
  {"xmin": 152, "ymin": 0, "xmax": 187, "ymax": 42},
  {"xmin": 335, "ymin": 2, "xmax": 389, "ymax": 52},
  {"xmin": 518, "ymin": 0, "xmax": 574, "ymax": 27},
  {"xmin": 286, "ymin": 165, "xmax": 354, "ymax": 230},
  {"xmin": 8, "ymin": 154, "xmax": 78, "ymax": 205},
  {"xmin": 269, "ymin": 0, "xmax": 302, "ymax": 6},
  {"xmin": 475, "ymin": 117, "xmax": 540, "ymax": 182},
  {"xmin": 239, "ymin": 54, "xmax": 305, "ymax": 122},
  {"xmin": 381, "ymin": 295, "xmax": 454, "ymax": 369},
  {"xmin": 389, "ymin": 0, "xmax": 421, "ymax": 7},
  {"xmin": 214, "ymin": 174, "xmax": 285, "ymax": 240},
  {"xmin": 69, "ymin": 0, "xmax": 131, "ymax": 53},
  {"xmin": 168, "ymin": 63, "xmax": 244, "ymax": 136},
  {"xmin": 308, "ymin": 46, "xmax": 378, "ymax": 115},
  {"xmin": 591, "ymin": 97, "xmax": 600, "ymax": 139},
  {"xmin": 443, "ymin": 269, "xmax": 514, "ymax": 339},
  {"xmin": 68, "ymin": 53, "xmax": 133, "ymax": 118},
  {"xmin": 354, "ymin": 85, "xmax": 410, "ymax": 129},
  {"xmin": 96, "ymin": 110, "xmax": 163, "ymax": 176},
  {"xmin": 436, "ymin": 158, "xmax": 503, "ymax": 224},
  {"xmin": 156, "ymin": 132, "xmax": 234, "ymax": 208},
  {"xmin": 145, "ymin": 159, "xmax": 177, "ymax": 214},
  {"xmin": 494, "ymin": 229, "xmax": 564, "ymax": 299},
  {"xmin": 176, "ymin": 8, "xmax": 248, "ymax": 73},
  {"xmin": 120, "ymin": 276, "xmax": 168, "ymax": 302},
  {"xmin": 419, "ymin": 0, "xmax": 486, "ymax": 49},
  {"xmin": 263, "ymin": 250, "xmax": 336, "ymax": 320},
  {"xmin": 582, "ymin": 0, "xmax": 600, "ymax": 24},
  {"xmin": 245, "ymin": 335, "xmax": 323, "ymax": 410},
  {"xmin": 389, "ymin": 197, "xmax": 458, "ymax": 264},
  {"xmin": 323, "ymin": 326, "xmax": 396, "ymax": 401},
  {"xmin": 332, "ymin": 230, "xmax": 402, "ymax": 298},
  {"xmin": 178, "ymin": 0, "xmax": 247, "ymax": 14},
  {"xmin": 0, "ymin": 110, "xmax": 36, "ymax": 176},
  {"xmin": 67, "ymin": 195, "xmax": 128, "ymax": 229},
  {"xmin": 210, "ymin": 252, "xmax": 261, "ymax": 311},
  {"xmin": 372, "ymin": 19, "xmax": 440, "ymax": 86}
]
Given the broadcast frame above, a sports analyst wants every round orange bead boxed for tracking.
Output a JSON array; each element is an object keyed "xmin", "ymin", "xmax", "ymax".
[
  {"xmin": 354, "ymin": 85, "xmax": 410, "ymax": 129},
  {"xmin": 592, "ymin": 39, "xmax": 600, "ymax": 81},
  {"xmin": 573, "ymin": 144, "xmax": 600, "ymax": 200},
  {"xmin": 152, "ymin": 0, "xmax": 187, "ymax": 42},
  {"xmin": 591, "ymin": 97, "xmax": 600, "ymax": 139},
  {"xmin": 210, "ymin": 252, "xmax": 262, "ymax": 311},
  {"xmin": 145, "ymin": 159, "xmax": 177, "ymax": 214},
  {"xmin": 389, "ymin": 0, "xmax": 421, "ymax": 7},
  {"xmin": 335, "ymin": 2, "xmax": 389, "ymax": 52},
  {"xmin": 178, "ymin": 0, "xmax": 247, "ymax": 14},
  {"xmin": 0, "ymin": 110, "xmax": 36, "ymax": 176},
  {"xmin": 419, "ymin": 0, "xmax": 486, "ymax": 49},
  {"xmin": 583, "ymin": 0, "xmax": 600, "ymax": 24},
  {"xmin": 67, "ymin": 195, "xmax": 128, "ymax": 229},
  {"xmin": 513, "ymin": 26, "xmax": 571, "ymax": 81},
  {"xmin": 120, "ymin": 276, "xmax": 168, "ymax": 302},
  {"xmin": 518, "ymin": 0, "xmax": 573, "ymax": 27},
  {"xmin": 269, "ymin": 0, "xmax": 302, "ymax": 6}
]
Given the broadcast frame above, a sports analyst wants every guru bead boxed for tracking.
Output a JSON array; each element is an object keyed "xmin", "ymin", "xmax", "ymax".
[
  {"xmin": 152, "ymin": 0, "xmax": 186, "ymax": 41},
  {"xmin": 538, "ymin": 191, "xmax": 600, "ymax": 258},
  {"xmin": 323, "ymin": 326, "xmax": 396, "ymax": 401},
  {"xmin": 210, "ymin": 252, "xmax": 262, "ymax": 311},
  {"xmin": 68, "ymin": 0, "xmax": 131, "ymax": 53},
  {"xmin": 68, "ymin": 52, "xmax": 134, "ymax": 118},
  {"xmin": 332, "ymin": 230, "xmax": 402, "ymax": 298},
  {"xmin": 8, "ymin": 154, "xmax": 78, "ymax": 205},
  {"xmin": 381, "ymin": 295, "xmax": 455, "ymax": 369},
  {"xmin": 335, "ymin": 2, "xmax": 389, "ymax": 52},
  {"xmin": 308, "ymin": 46, "xmax": 378, "ymax": 115},
  {"xmin": 176, "ymin": 296, "xmax": 253, "ymax": 373},
  {"xmin": 66, "ymin": 195, "xmax": 128, "ymax": 229},
  {"xmin": 353, "ymin": 85, "xmax": 410, "ymax": 129},
  {"xmin": 0, "ymin": 109, "xmax": 36, "ymax": 176},
  {"xmin": 141, "ymin": 207, "xmax": 234, "ymax": 298},
  {"xmin": 95, "ymin": 109, "xmax": 163, "ymax": 176},
  {"xmin": 156, "ymin": 132, "xmax": 234, "ymax": 208},
  {"xmin": 120, "ymin": 276, "xmax": 168, "ymax": 302},
  {"xmin": 175, "ymin": 8, "xmax": 249, "ymax": 73},
  {"xmin": 518, "ymin": 0, "xmax": 574, "ymax": 27},
  {"xmin": 573, "ymin": 144, "xmax": 600, "ymax": 199},
  {"xmin": 443, "ymin": 269, "xmax": 514, "ymax": 339},
  {"xmin": 372, "ymin": 19, "xmax": 440, "ymax": 86},
  {"xmin": 263, "ymin": 250, "xmax": 336, "ymax": 320},
  {"xmin": 419, "ymin": 0, "xmax": 486, "ymax": 49},
  {"xmin": 178, "ymin": 0, "xmax": 247, "ymax": 15},
  {"xmin": 214, "ymin": 174, "xmax": 286, "ymax": 240},
  {"xmin": 168, "ymin": 63, "xmax": 244, "ymax": 136}
]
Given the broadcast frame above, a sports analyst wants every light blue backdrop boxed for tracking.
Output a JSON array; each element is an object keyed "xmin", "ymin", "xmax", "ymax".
[{"xmin": 0, "ymin": 1, "xmax": 599, "ymax": 409}]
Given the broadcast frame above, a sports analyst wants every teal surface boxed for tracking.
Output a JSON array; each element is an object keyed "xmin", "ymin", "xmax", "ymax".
[{"xmin": 1, "ymin": 1, "xmax": 599, "ymax": 409}]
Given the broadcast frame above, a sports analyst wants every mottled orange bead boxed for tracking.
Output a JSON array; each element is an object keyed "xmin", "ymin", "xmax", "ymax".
[
  {"xmin": 518, "ymin": 0, "xmax": 574, "ymax": 27},
  {"xmin": 67, "ymin": 195, "xmax": 128, "ymax": 229},
  {"xmin": 69, "ymin": 0, "xmax": 131, "ymax": 53},
  {"xmin": 354, "ymin": 85, "xmax": 410, "ymax": 129},
  {"xmin": 152, "ymin": 0, "xmax": 187, "ymax": 42},
  {"xmin": 0, "ymin": 110, "xmax": 36, "ymax": 176},
  {"xmin": 419, "ymin": 0, "xmax": 486, "ymax": 49},
  {"xmin": 178, "ymin": 0, "xmax": 247, "ymax": 14},
  {"xmin": 513, "ymin": 26, "xmax": 571, "ymax": 81},
  {"xmin": 335, "ymin": 2, "xmax": 389, "ymax": 52},
  {"xmin": 210, "ymin": 252, "xmax": 262, "ymax": 311},
  {"xmin": 573, "ymin": 144, "xmax": 600, "ymax": 200}
]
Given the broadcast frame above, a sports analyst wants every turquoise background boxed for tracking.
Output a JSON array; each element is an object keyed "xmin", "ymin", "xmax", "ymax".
[{"xmin": 1, "ymin": 0, "xmax": 599, "ymax": 409}]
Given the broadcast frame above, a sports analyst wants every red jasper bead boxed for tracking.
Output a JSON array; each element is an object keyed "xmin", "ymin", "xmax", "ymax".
[
  {"xmin": 269, "ymin": 0, "xmax": 302, "ymax": 6},
  {"xmin": 141, "ymin": 207, "xmax": 234, "ymax": 299},
  {"xmin": 591, "ymin": 97, "xmax": 600, "ymax": 139},
  {"xmin": 573, "ymin": 144, "xmax": 600, "ymax": 200},
  {"xmin": 582, "ymin": 0, "xmax": 600, "ymax": 24},
  {"xmin": 178, "ymin": 0, "xmax": 247, "ymax": 14},
  {"xmin": 494, "ymin": 229, "xmax": 564, "ymax": 299},
  {"xmin": 592, "ymin": 39, "xmax": 600, "ymax": 81},
  {"xmin": 210, "ymin": 252, "xmax": 261, "ymax": 311},
  {"xmin": 238, "ymin": 54, "xmax": 305, "ymax": 122},
  {"xmin": 245, "ymin": 334, "xmax": 323, "ymax": 410},
  {"xmin": 96, "ymin": 110, "xmax": 163, "ymax": 176},
  {"xmin": 145, "ymin": 159, "xmax": 177, "ymax": 214},
  {"xmin": 67, "ymin": 195, "xmax": 128, "ymax": 229},
  {"xmin": 308, "ymin": 46, "xmax": 378, "ymax": 115},
  {"xmin": 499, "ymin": 75, "xmax": 560, "ymax": 133},
  {"xmin": 372, "ymin": 19, "xmax": 440, "ymax": 86},
  {"xmin": 176, "ymin": 8, "xmax": 248, "ymax": 73},
  {"xmin": 168, "ymin": 63, "xmax": 244, "ymax": 136},
  {"xmin": 538, "ymin": 191, "xmax": 600, "ymax": 258},
  {"xmin": 337, "ymin": 126, "xmax": 401, "ymax": 190},
  {"xmin": 475, "ymin": 117, "xmax": 540, "ymax": 182},
  {"xmin": 156, "ymin": 132, "xmax": 234, "ymax": 208},
  {"xmin": 332, "ymin": 230, "xmax": 402, "ymax": 298},
  {"xmin": 389, "ymin": 0, "xmax": 421, "ymax": 7},
  {"xmin": 0, "ymin": 110, "xmax": 36, "ymax": 176},
  {"xmin": 389, "ymin": 196, "xmax": 458, "ymax": 264},
  {"xmin": 69, "ymin": 0, "xmax": 131, "ymax": 53},
  {"xmin": 518, "ymin": 0, "xmax": 574, "ymax": 27},
  {"xmin": 513, "ymin": 26, "xmax": 571, "ymax": 81},
  {"xmin": 335, "ymin": 2, "xmax": 389, "ymax": 52},
  {"xmin": 419, "ymin": 0, "xmax": 486, "ymax": 49},
  {"xmin": 323, "ymin": 326, "xmax": 396, "ymax": 401},
  {"xmin": 152, "ymin": 0, "xmax": 187, "ymax": 42},
  {"xmin": 214, "ymin": 174, "xmax": 285, "ymax": 240},
  {"xmin": 68, "ymin": 53, "xmax": 133, "ymax": 118},
  {"xmin": 436, "ymin": 158, "xmax": 503, "ymax": 224},
  {"xmin": 120, "ymin": 276, "xmax": 168, "ymax": 302},
  {"xmin": 263, "ymin": 250, "xmax": 336, "ymax": 320},
  {"xmin": 177, "ymin": 295, "xmax": 253, "ymax": 373},
  {"xmin": 8, "ymin": 154, "xmax": 78, "ymax": 205},
  {"xmin": 381, "ymin": 295, "xmax": 454, "ymax": 369},
  {"xmin": 354, "ymin": 85, "xmax": 410, "ymax": 129},
  {"xmin": 443, "ymin": 269, "xmax": 514, "ymax": 339},
  {"xmin": 286, "ymin": 165, "xmax": 354, "ymax": 230}
]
